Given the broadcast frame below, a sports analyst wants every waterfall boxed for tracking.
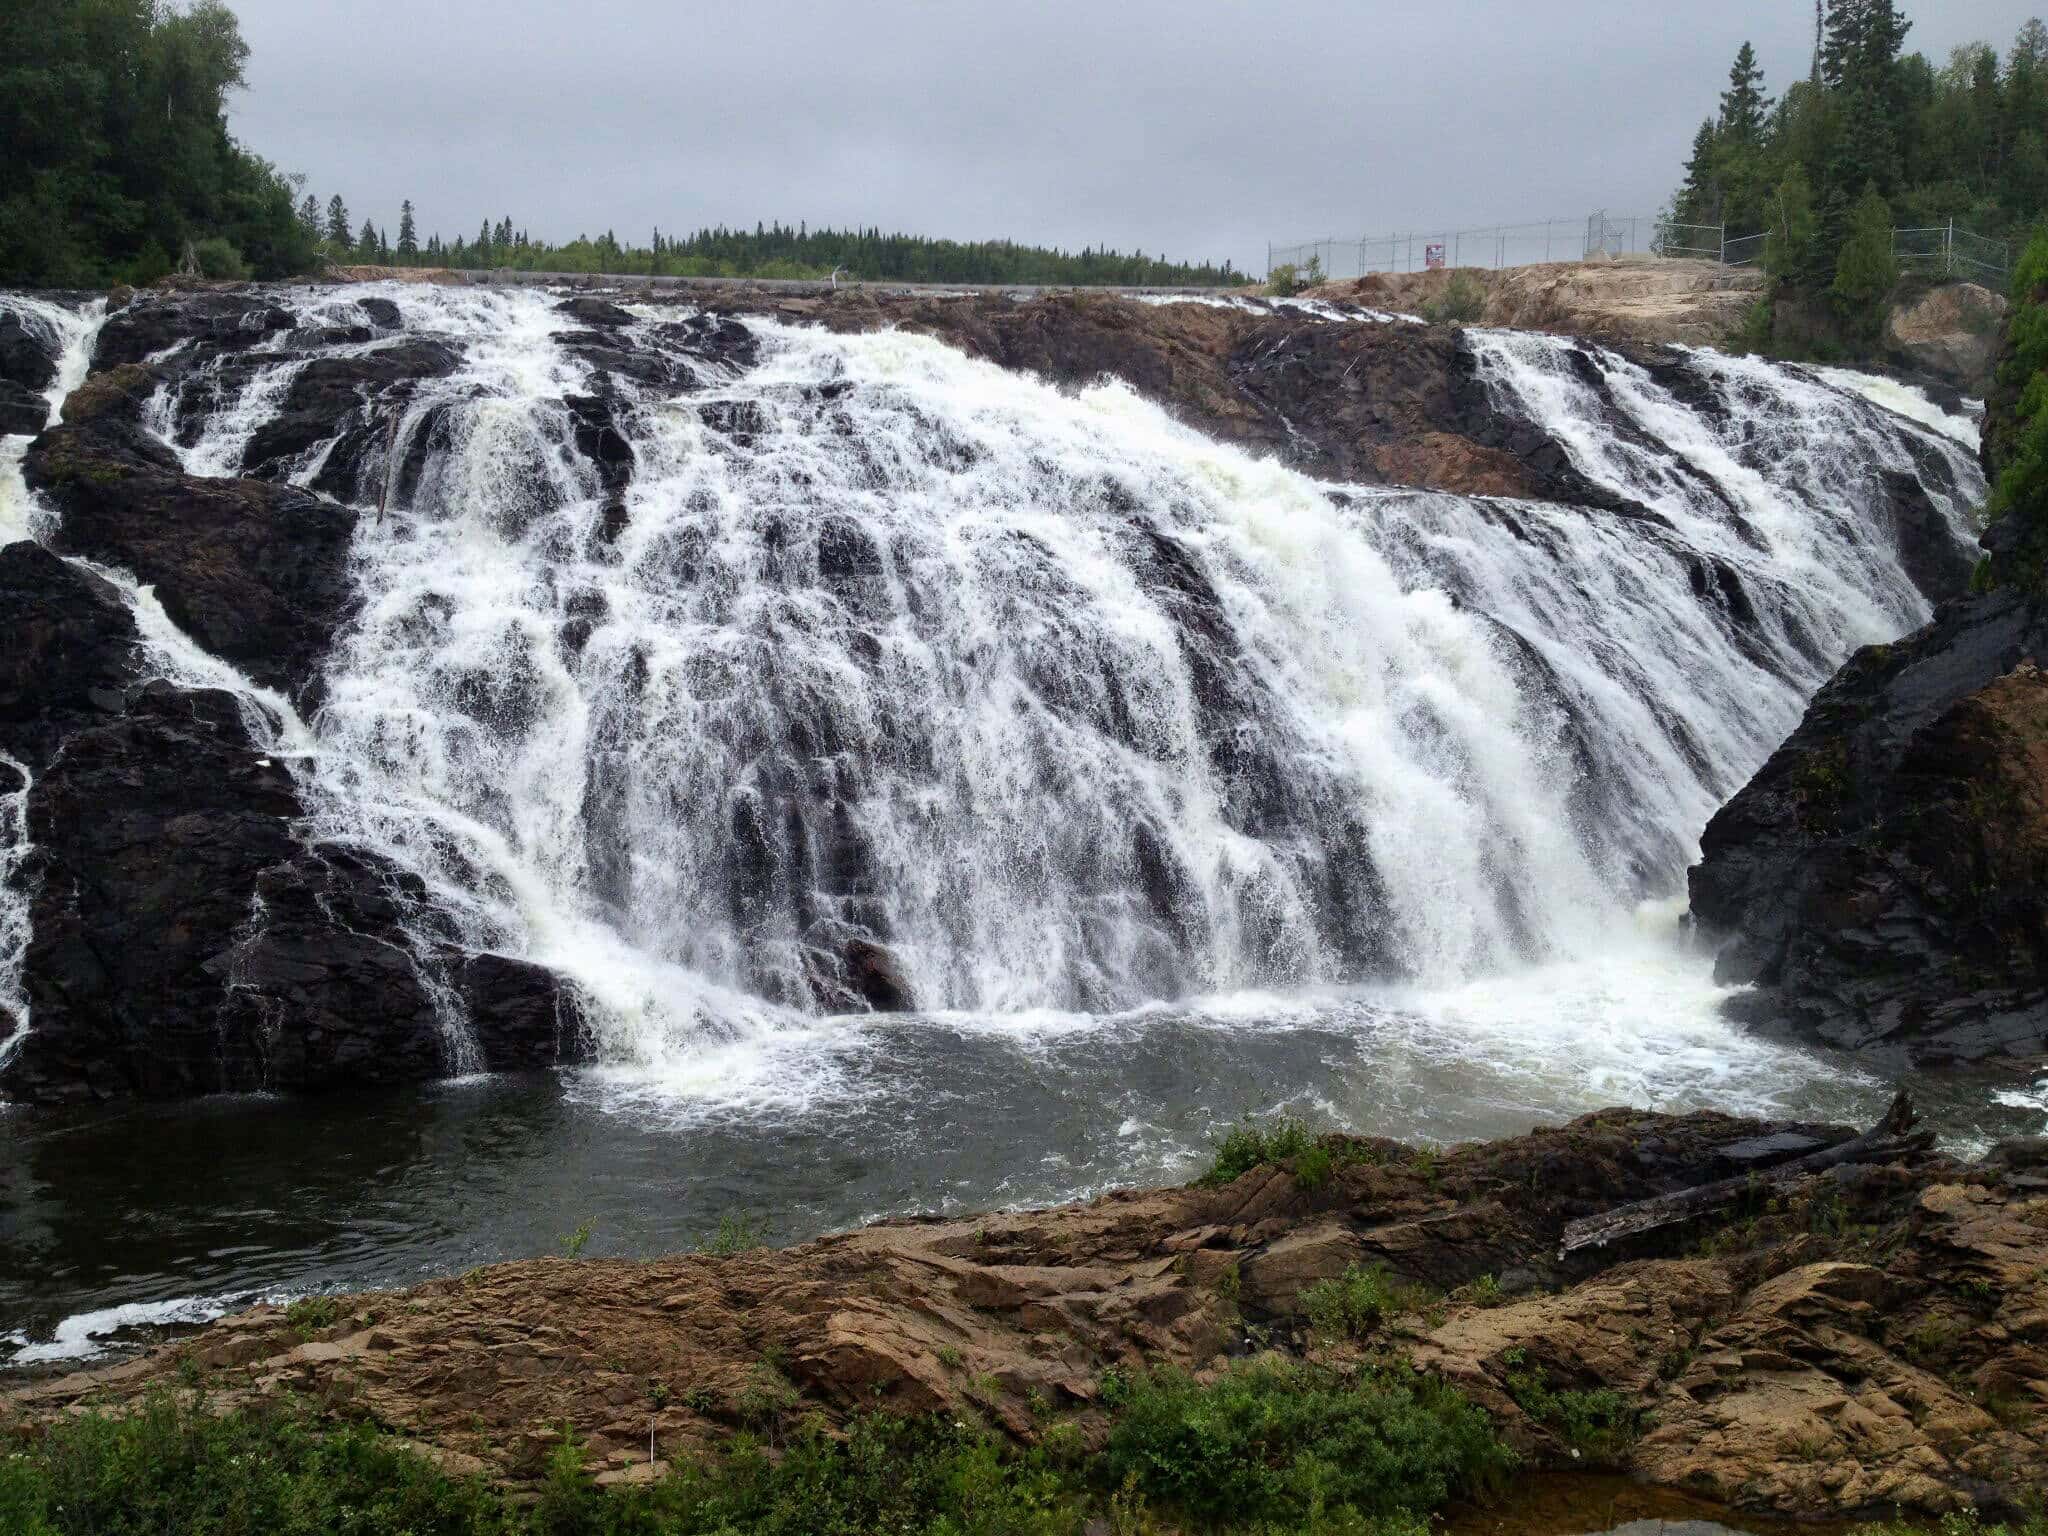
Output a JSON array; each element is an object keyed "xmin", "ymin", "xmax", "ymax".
[
  {"xmin": 15, "ymin": 283, "xmax": 1988, "ymax": 1097},
  {"xmin": 1, "ymin": 296, "xmax": 108, "ymax": 1063},
  {"xmin": 1, "ymin": 296, "xmax": 105, "ymax": 544}
]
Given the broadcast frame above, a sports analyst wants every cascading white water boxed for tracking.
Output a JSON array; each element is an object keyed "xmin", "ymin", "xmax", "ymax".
[
  {"xmin": 63, "ymin": 284, "xmax": 1991, "ymax": 1109},
  {"xmin": 1, "ymin": 295, "xmax": 109, "ymax": 1065},
  {"xmin": 0, "ymin": 296, "xmax": 105, "ymax": 544}
]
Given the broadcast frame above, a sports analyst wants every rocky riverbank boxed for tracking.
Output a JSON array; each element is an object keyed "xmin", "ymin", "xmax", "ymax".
[{"xmin": 4, "ymin": 1104, "xmax": 2042, "ymax": 1519}]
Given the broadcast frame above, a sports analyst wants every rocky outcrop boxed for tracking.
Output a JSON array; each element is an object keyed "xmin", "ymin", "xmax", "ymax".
[
  {"xmin": 1690, "ymin": 269, "xmax": 2047, "ymax": 1061},
  {"xmin": 25, "ymin": 360, "xmax": 362, "ymax": 709},
  {"xmin": 5, "ymin": 1106, "xmax": 2040, "ymax": 1517},
  {"xmin": 1691, "ymin": 599, "xmax": 2048, "ymax": 1060},
  {"xmin": 1887, "ymin": 282, "xmax": 2009, "ymax": 394},
  {"xmin": 0, "ymin": 311, "xmax": 597, "ymax": 1102},
  {"xmin": 1318, "ymin": 256, "xmax": 1766, "ymax": 348}
]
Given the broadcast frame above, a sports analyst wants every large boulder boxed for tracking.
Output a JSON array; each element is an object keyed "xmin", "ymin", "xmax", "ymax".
[
  {"xmin": 1690, "ymin": 596, "xmax": 2048, "ymax": 1061},
  {"xmin": 1886, "ymin": 282, "xmax": 2009, "ymax": 394}
]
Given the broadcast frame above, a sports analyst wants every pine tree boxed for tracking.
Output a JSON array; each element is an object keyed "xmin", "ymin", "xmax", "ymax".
[
  {"xmin": 397, "ymin": 199, "xmax": 418, "ymax": 261},
  {"xmin": 356, "ymin": 218, "xmax": 377, "ymax": 261},
  {"xmin": 297, "ymin": 194, "xmax": 320, "ymax": 237},
  {"xmin": 326, "ymin": 195, "xmax": 351, "ymax": 248},
  {"xmin": 1680, "ymin": 119, "xmax": 1722, "ymax": 223},
  {"xmin": 1830, "ymin": 183, "xmax": 1897, "ymax": 334},
  {"xmin": 1718, "ymin": 43, "xmax": 1771, "ymax": 144}
]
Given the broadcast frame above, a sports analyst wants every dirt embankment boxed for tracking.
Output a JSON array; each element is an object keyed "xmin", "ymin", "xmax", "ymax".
[
  {"xmin": 1312, "ymin": 256, "xmax": 1765, "ymax": 348},
  {"xmin": 6, "ymin": 1107, "xmax": 2043, "ymax": 1518}
]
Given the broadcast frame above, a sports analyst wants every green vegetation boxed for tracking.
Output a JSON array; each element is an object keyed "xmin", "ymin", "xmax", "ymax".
[
  {"xmin": 329, "ymin": 220, "xmax": 1245, "ymax": 288},
  {"xmin": 1, "ymin": 0, "xmax": 319, "ymax": 286},
  {"xmin": 283, "ymin": 1295, "xmax": 342, "ymax": 1340},
  {"xmin": 1420, "ymin": 271, "xmax": 1487, "ymax": 325},
  {"xmin": 1985, "ymin": 228, "xmax": 2048, "ymax": 586},
  {"xmin": 560, "ymin": 1219, "xmax": 596, "ymax": 1259},
  {"xmin": 1200, "ymin": 1114, "xmax": 1320, "ymax": 1186},
  {"xmin": 701, "ymin": 1214, "xmax": 762, "ymax": 1256},
  {"xmin": 1499, "ymin": 1350, "xmax": 1643, "ymax": 1466},
  {"xmin": 1851, "ymin": 1512, "xmax": 2048, "ymax": 1536},
  {"xmin": 3, "ymin": 5, "xmax": 1243, "ymax": 290},
  {"xmin": 1099, "ymin": 1360, "xmax": 1515, "ymax": 1530},
  {"xmin": 0, "ymin": 1366, "xmax": 1515, "ymax": 1536},
  {"xmin": 1670, "ymin": 6, "xmax": 2048, "ymax": 354},
  {"xmin": 1299, "ymin": 1264, "xmax": 1422, "ymax": 1340}
]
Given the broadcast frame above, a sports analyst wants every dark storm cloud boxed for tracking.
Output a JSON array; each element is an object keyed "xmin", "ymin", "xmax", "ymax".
[{"xmin": 226, "ymin": 0, "xmax": 2043, "ymax": 272}]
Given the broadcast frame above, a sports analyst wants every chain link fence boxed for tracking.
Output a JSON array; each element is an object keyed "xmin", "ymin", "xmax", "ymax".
[
  {"xmin": 1894, "ymin": 223, "xmax": 2010, "ymax": 284},
  {"xmin": 1269, "ymin": 210, "xmax": 2011, "ymax": 286}
]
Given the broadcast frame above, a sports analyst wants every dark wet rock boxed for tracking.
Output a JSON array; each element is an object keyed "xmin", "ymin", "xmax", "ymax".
[
  {"xmin": 842, "ymin": 938, "xmax": 912, "ymax": 1012},
  {"xmin": 0, "ymin": 310, "xmax": 58, "ymax": 393},
  {"xmin": 1881, "ymin": 467, "xmax": 1978, "ymax": 607},
  {"xmin": 0, "ymin": 379, "xmax": 45, "ymax": 436},
  {"xmin": 3, "ymin": 683, "xmax": 444, "ymax": 1102},
  {"xmin": 0, "ymin": 542, "xmax": 139, "ymax": 773},
  {"xmin": 238, "ymin": 337, "xmax": 464, "ymax": 482},
  {"xmin": 455, "ymin": 953, "xmax": 592, "ymax": 1070},
  {"xmin": 1692, "ymin": 593, "xmax": 2048, "ymax": 1062},
  {"xmin": 554, "ymin": 296, "xmax": 636, "ymax": 328},
  {"xmin": 1690, "ymin": 289, "xmax": 2048, "ymax": 1064},
  {"xmin": 357, "ymin": 296, "xmax": 402, "ymax": 328},
  {"xmin": 26, "ymin": 373, "xmax": 361, "ymax": 707},
  {"xmin": 92, "ymin": 292, "xmax": 295, "ymax": 369}
]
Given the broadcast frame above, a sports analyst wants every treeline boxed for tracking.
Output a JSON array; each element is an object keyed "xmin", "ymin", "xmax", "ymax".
[
  {"xmin": 1671, "ymin": 2, "xmax": 2047, "ymax": 340},
  {"xmin": 303, "ymin": 208, "xmax": 1246, "ymax": 288},
  {"xmin": 1, "ymin": 0, "xmax": 317, "ymax": 286},
  {"xmin": 2, "ymin": 2, "xmax": 1242, "ymax": 292}
]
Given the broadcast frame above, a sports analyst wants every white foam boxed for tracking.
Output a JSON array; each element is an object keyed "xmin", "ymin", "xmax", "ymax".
[
  {"xmin": 3, "ymin": 1295, "xmax": 246, "ymax": 1366},
  {"xmin": 1809, "ymin": 365, "xmax": 1983, "ymax": 451}
]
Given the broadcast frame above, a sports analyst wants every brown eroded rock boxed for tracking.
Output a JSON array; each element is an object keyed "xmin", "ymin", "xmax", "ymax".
[
  {"xmin": 5, "ymin": 1107, "xmax": 2042, "ymax": 1516},
  {"xmin": 1320, "ymin": 256, "xmax": 1765, "ymax": 348},
  {"xmin": 1887, "ymin": 282, "xmax": 2009, "ymax": 393}
]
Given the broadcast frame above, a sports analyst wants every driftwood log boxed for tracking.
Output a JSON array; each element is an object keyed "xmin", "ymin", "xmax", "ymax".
[
  {"xmin": 1559, "ymin": 1090, "xmax": 1931, "ymax": 1258},
  {"xmin": 376, "ymin": 408, "xmax": 401, "ymax": 523}
]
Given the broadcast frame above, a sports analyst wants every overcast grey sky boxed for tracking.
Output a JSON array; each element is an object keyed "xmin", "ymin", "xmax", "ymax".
[{"xmin": 226, "ymin": 1, "xmax": 2043, "ymax": 273}]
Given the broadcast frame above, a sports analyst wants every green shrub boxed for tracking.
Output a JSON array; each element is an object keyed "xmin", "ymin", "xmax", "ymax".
[
  {"xmin": 284, "ymin": 1294, "xmax": 342, "ymax": 1338},
  {"xmin": 560, "ymin": 1218, "xmax": 595, "ymax": 1258},
  {"xmin": 1101, "ymin": 1359, "xmax": 1514, "ymax": 1528},
  {"xmin": 703, "ymin": 1214, "xmax": 762, "ymax": 1256},
  {"xmin": 189, "ymin": 236, "xmax": 248, "ymax": 281},
  {"xmin": 1300, "ymin": 1263, "xmax": 1417, "ymax": 1339},
  {"xmin": 1502, "ymin": 1359, "xmax": 1643, "ymax": 1465},
  {"xmin": 1199, "ymin": 1114, "xmax": 1318, "ymax": 1186},
  {"xmin": 1267, "ymin": 262, "xmax": 1302, "ymax": 297},
  {"xmin": 1421, "ymin": 270, "xmax": 1486, "ymax": 324}
]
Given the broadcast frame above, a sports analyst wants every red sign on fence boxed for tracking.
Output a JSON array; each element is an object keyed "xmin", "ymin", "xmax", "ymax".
[{"xmin": 1425, "ymin": 242, "xmax": 1446, "ymax": 271}]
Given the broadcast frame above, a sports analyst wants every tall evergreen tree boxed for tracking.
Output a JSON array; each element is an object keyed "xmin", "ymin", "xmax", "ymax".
[
  {"xmin": 397, "ymin": 199, "xmax": 418, "ymax": 260},
  {"xmin": 1719, "ymin": 42, "xmax": 1771, "ymax": 143},
  {"xmin": 326, "ymin": 195, "xmax": 350, "ymax": 248},
  {"xmin": 356, "ymin": 217, "xmax": 377, "ymax": 261},
  {"xmin": 1679, "ymin": 120, "xmax": 1722, "ymax": 223},
  {"xmin": 297, "ymin": 194, "xmax": 320, "ymax": 237}
]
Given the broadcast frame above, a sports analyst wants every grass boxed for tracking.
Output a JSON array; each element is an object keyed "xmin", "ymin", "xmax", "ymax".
[{"xmin": 0, "ymin": 1363, "xmax": 1516, "ymax": 1536}]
